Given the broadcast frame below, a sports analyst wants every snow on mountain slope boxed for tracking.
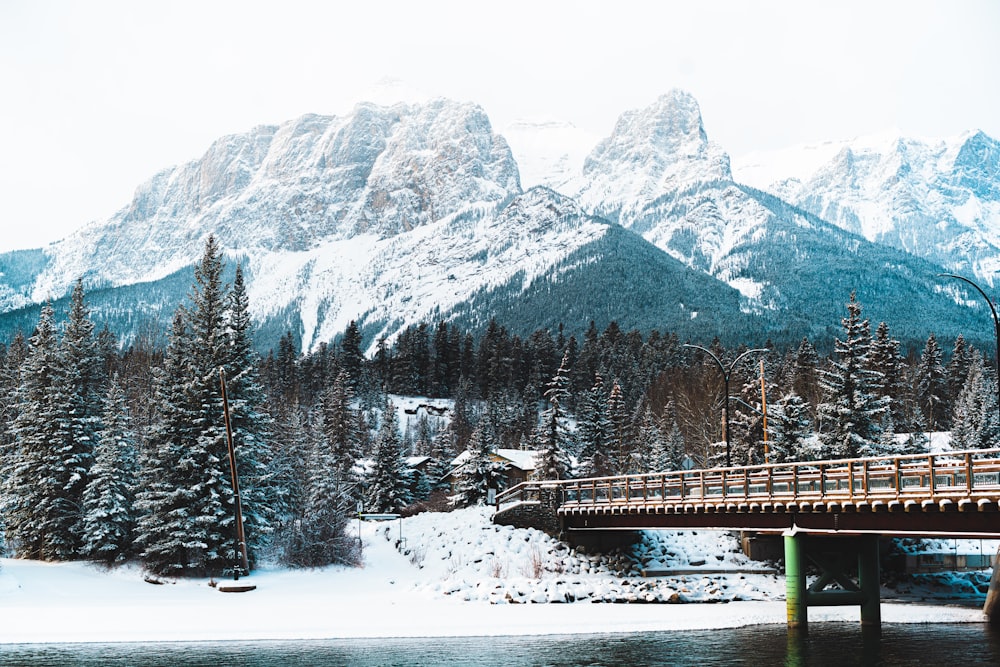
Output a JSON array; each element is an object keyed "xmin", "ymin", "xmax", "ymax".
[
  {"xmin": 569, "ymin": 90, "xmax": 731, "ymax": 227},
  {"xmin": 248, "ymin": 187, "xmax": 610, "ymax": 352},
  {"xmin": 29, "ymin": 99, "xmax": 521, "ymax": 303},
  {"xmin": 735, "ymin": 130, "xmax": 1000, "ymax": 284}
]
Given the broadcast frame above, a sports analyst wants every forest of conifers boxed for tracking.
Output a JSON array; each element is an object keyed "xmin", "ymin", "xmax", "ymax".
[{"xmin": 0, "ymin": 237, "xmax": 996, "ymax": 576}]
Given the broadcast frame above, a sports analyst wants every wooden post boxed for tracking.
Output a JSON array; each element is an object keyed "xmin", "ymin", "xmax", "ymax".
[{"xmin": 220, "ymin": 369, "xmax": 250, "ymax": 579}]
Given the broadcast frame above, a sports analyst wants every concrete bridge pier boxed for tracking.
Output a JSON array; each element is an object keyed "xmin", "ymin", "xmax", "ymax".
[{"xmin": 784, "ymin": 532, "xmax": 881, "ymax": 629}]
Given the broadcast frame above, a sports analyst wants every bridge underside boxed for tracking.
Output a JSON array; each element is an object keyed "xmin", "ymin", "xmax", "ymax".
[{"xmin": 559, "ymin": 498, "xmax": 1000, "ymax": 537}]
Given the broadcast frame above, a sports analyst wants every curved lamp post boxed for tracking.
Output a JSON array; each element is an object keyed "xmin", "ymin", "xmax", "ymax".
[
  {"xmin": 939, "ymin": 273, "xmax": 1000, "ymax": 423},
  {"xmin": 684, "ymin": 344, "xmax": 768, "ymax": 467}
]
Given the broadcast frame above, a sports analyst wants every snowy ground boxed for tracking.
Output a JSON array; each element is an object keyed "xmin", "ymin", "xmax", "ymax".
[{"xmin": 0, "ymin": 507, "xmax": 992, "ymax": 644}]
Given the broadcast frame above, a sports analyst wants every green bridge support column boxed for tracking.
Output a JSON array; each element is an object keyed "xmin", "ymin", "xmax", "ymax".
[
  {"xmin": 784, "ymin": 532, "xmax": 882, "ymax": 629},
  {"xmin": 858, "ymin": 534, "xmax": 881, "ymax": 627},
  {"xmin": 784, "ymin": 533, "xmax": 808, "ymax": 628}
]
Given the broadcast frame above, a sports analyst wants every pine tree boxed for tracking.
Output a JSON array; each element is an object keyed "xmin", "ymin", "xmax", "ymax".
[
  {"xmin": 817, "ymin": 293, "xmax": 888, "ymax": 460},
  {"xmin": 134, "ymin": 310, "xmax": 199, "ymax": 576},
  {"xmin": 365, "ymin": 398, "xmax": 409, "ymax": 513},
  {"xmin": 224, "ymin": 263, "xmax": 277, "ymax": 560},
  {"xmin": 945, "ymin": 334, "xmax": 973, "ymax": 421},
  {"xmin": 136, "ymin": 236, "xmax": 252, "ymax": 576},
  {"xmin": 951, "ymin": 352, "xmax": 1000, "ymax": 451},
  {"xmin": 286, "ymin": 400, "xmax": 358, "ymax": 567},
  {"xmin": 914, "ymin": 333, "xmax": 948, "ymax": 433},
  {"xmin": 768, "ymin": 393, "xmax": 812, "ymax": 463},
  {"xmin": 869, "ymin": 322, "xmax": 909, "ymax": 431},
  {"xmin": 321, "ymin": 370, "xmax": 361, "ymax": 496},
  {"xmin": 5, "ymin": 303, "xmax": 75, "ymax": 560},
  {"xmin": 577, "ymin": 374, "xmax": 611, "ymax": 477},
  {"xmin": 451, "ymin": 423, "xmax": 507, "ymax": 508},
  {"xmin": 535, "ymin": 352, "xmax": 573, "ymax": 480},
  {"xmin": 81, "ymin": 377, "xmax": 137, "ymax": 563},
  {"xmin": 606, "ymin": 379, "xmax": 633, "ymax": 474}
]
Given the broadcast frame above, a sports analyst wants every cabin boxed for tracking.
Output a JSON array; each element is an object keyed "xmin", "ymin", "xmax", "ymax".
[{"xmin": 442, "ymin": 448, "xmax": 541, "ymax": 494}]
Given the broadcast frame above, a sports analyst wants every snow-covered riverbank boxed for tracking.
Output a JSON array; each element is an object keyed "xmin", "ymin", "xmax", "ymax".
[{"xmin": 0, "ymin": 507, "xmax": 990, "ymax": 644}]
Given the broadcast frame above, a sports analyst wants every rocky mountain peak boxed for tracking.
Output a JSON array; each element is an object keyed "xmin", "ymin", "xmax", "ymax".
[{"xmin": 582, "ymin": 88, "xmax": 729, "ymax": 182}]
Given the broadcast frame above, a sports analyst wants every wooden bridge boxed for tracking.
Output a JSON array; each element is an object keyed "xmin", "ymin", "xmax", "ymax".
[{"xmin": 493, "ymin": 447, "xmax": 1000, "ymax": 628}]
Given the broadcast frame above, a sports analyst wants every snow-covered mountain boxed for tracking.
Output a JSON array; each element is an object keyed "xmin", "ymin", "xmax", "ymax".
[
  {"xmin": 735, "ymin": 131, "xmax": 1000, "ymax": 285},
  {"xmin": 1, "ymin": 92, "xmax": 997, "ymax": 352},
  {"xmin": 24, "ymin": 99, "xmax": 520, "ymax": 306}
]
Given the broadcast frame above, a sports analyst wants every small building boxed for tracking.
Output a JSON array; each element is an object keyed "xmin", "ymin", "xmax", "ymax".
[{"xmin": 443, "ymin": 448, "xmax": 540, "ymax": 493}]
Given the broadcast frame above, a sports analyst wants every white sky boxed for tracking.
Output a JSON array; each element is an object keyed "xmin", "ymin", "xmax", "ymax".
[{"xmin": 1, "ymin": 0, "xmax": 998, "ymax": 252}]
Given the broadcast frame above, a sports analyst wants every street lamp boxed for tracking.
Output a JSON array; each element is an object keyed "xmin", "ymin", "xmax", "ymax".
[
  {"xmin": 939, "ymin": 273, "xmax": 1000, "ymax": 424},
  {"xmin": 684, "ymin": 344, "xmax": 768, "ymax": 468}
]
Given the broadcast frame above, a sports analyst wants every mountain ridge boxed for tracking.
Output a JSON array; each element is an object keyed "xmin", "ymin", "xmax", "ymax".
[{"xmin": 1, "ymin": 92, "xmax": 997, "ymax": 353}]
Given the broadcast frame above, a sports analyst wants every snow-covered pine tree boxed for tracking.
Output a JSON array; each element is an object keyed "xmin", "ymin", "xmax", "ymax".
[
  {"xmin": 577, "ymin": 373, "xmax": 611, "ymax": 477},
  {"xmin": 639, "ymin": 404, "xmax": 668, "ymax": 473},
  {"xmin": 4, "ymin": 303, "xmax": 73, "ymax": 560},
  {"xmin": 321, "ymin": 370, "xmax": 362, "ymax": 499},
  {"xmin": 136, "ymin": 236, "xmax": 248, "ymax": 577},
  {"xmin": 285, "ymin": 398, "xmax": 358, "ymax": 568},
  {"xmin": 869, "ymin": 322, "xmax": 909, "ymax": 431},
  {"xmin": 56, "ymin": 280, "xmax": 103, "ymax": 545},
  {"xmin": 223, "ymin": 263, "xmax": 277, "ymax": 561},
  {"xmin": 817, "ymin": 293, "xmax": 888, "ymax": 460},
  {"xmin": 134, "ymin": 310, "xmax": 200, "ymax": 576},
  {"xmin": 945, "ymin": 334, "xmax": 973, "ymax": 420},
  {"xmin": 0, "ymin": 332, "xmax": 27, "ymax": 553},
  {"xmin": 913, "ymin": 333, "xmax": 948, "ymax": 433},
  {"xmin": 606, "ymin": 379, "xmax": 633, "ymax": 474},
  {"xmin": 536, "ymin": 352, "xmax": 572, "ymax": 480},
  {"xmin": 81, "ymin": 377, "xmax": 137, "ymax": 564},
  {"xmin": 450, "ymin": 422, "xmax": 507, "ymax": 508},
  {"xmin": 951, "ymin": 352, "xmax": 1000, "ymax": 452},
  {"xmin": 365, "ymin": 398, "xmax": 409, "ymax": 513},
  {"xmin": 428, "ymin": 424, "xmax": 457, "ymax": 493},
  {"xmin": 767, "ymin": 393, "xmax": 812, "ymax": 463}
]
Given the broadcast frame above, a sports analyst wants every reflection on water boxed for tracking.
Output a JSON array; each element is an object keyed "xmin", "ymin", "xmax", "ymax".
[{"xmin": 2, "ymin": 623, "xmax": 1000, "ymax": 666}]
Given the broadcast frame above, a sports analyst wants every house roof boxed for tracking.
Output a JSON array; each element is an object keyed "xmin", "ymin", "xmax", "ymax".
[{"xmin": 450, "ymin": 448, "xmax": 539, "ymax": 472}]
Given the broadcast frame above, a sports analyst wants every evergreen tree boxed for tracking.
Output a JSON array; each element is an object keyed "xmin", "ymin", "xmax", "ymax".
[
  {"xmin": 134, "ymin": 310, "xmax": 199, "ymax": 576},
  {"xmin": 365, "ymin": 398, "xmax": 409, "ymax": 512},
  {"xmin": 869, "ymin": 322, "xmax": 909, "ymax": 431},
  {"xmin": 224, "ymin": 263, "xmax": 278, "ymax": 559},
  {"xmin": 451, "ymin": 423, "xmax": 507, "ymax": 508},
  {"xmin": 817, "ymin": 293, "xmax": 888, "ymax": 459},
  {"xmin": 945, "ymin": 334, "xmax": 973, "ymax": 420},
  {"xmin": 321, "ymin": 370, "xmax": 362, "ymax": 497},
  {"xmin": 536, "ymin": 352, "xmax": 572, "ymax": 480},
  {"xmin": 81, "ymin": 377, "xmax": 137, "ymax": 563},
  {"xmin": 914, "ymin": 333, "xmax": 948, "ymax": 433},
  {"xmin": 577, "ymin": 374, "xmax": 611, "ymax": 477},
  {"xmin": 5, "ymin": 303, "xmax": 76, "ymax": 560},
  {"xmin": 951, "ymin": 352, "xmax": 1000, "ymax": 451},
  {"xmin": 286, "ymin": 400, "xmax": 358, "ymax": 567},
  {"xmin": 137, "ymin": 237, "xmax": 261, "ymax": 576},
  {"xmin": 55, "ymin": 280, "xmax": 103, "ymax": 548},
  {"xmin": 606, "ymin": 379, "xmax": 632, "ymax": 474},
  {"xmin": 767, "ymin": 393, "xmax": 812, "ymax": 463}
]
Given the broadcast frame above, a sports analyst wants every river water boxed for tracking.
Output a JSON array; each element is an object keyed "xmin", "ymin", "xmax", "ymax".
[{"xmin": 3, "ymin": 623, "xmax": 999, "ymax": 666}]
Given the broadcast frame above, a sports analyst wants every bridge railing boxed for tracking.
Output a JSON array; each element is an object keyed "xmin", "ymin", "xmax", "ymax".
[
  {"xmin": 496, "ymin": 480, "xmax": 565, "ymax": 513},
  {"xmin": 497, "ymin": 448, "xmax": 1000, "ymax": 512}
]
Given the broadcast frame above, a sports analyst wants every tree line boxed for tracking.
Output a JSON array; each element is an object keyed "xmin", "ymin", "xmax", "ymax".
[{"xmin": 1, "ymin": 237, "xmax": 997, "ymax": 575}]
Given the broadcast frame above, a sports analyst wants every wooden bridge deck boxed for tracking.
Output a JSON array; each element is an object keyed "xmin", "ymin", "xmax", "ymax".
[{"xmin": 495, "ymin": 448, "xmax": 1000, "ymax": 537}]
